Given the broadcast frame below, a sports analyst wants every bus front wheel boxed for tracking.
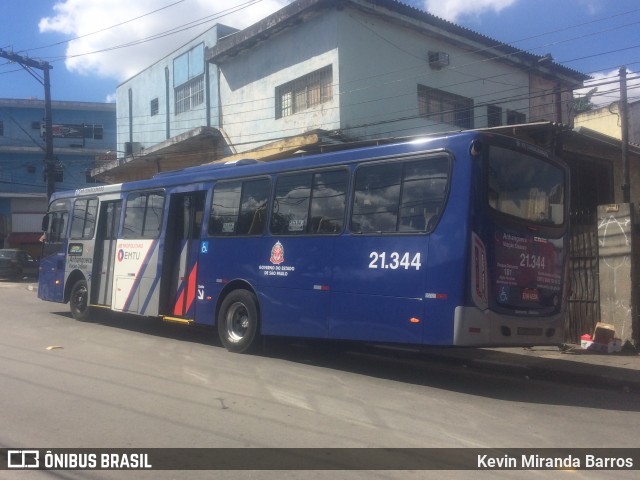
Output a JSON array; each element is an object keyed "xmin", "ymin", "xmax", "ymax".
[
  {"xmin": 217, "ymin": 290, "xmax": 259, "ymax": 353},
  {"xmin": 69, "ymin": 279, "xmax": 90, "ymax": 321}
]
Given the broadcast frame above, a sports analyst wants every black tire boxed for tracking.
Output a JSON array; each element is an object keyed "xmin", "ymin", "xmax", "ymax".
[
  {"xmin": 69, "ymin": 279, "xmax": 90, "ymax": 321},
  {"xmin": 217, "ymin": 290, "xmax": 260, "ymax": 353}
]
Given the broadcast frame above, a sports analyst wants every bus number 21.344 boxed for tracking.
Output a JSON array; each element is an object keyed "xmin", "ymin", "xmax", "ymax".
[{"xmin": 369, "ymin": 252, "xmax": 422, "ymax": 270}]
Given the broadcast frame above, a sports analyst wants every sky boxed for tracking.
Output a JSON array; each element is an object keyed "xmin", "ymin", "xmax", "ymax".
[{"xmin": 1, "ymin": 0, "xmax": 639, "ymax": 108}]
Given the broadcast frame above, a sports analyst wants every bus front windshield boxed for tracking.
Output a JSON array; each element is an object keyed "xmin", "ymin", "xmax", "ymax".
[{"xmin": 487, "ymin": 146, "xmax": 565, "ymax": 226}]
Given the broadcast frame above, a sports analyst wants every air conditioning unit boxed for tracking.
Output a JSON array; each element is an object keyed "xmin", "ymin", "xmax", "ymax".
[
  {"xmin": 124, "ymin": 141, "xmax": 143, "ymax": 156},
  {"xmin": 428, "ymin": 51, "xmax": 450, "ymax": 70}
]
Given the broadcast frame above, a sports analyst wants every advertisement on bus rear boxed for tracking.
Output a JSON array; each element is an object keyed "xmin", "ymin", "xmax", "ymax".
[{"xmin": 493, "ymin": 228, "xmax": 563, "ymax": 309}]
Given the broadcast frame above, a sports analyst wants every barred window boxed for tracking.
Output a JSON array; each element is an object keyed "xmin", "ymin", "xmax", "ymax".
[
  {"xmin": 487, "ymin": 105, "xmax": 502, "ymax": 127},
  {"xmin": 175, "ymin": 75, "xmax": 204, "ymax": 114},
  {"xmin": 507, "ymin": 109, "xmax": 526, "ymax": 125},
  {"xmin": 418, "ymin": 85, "xmax": 474, "ymax": 129},
  {"xmin": 276, "ymin": 66, "xmax": 333, "ymax": 118},
  {"xmin": 151, "ymin": 98, "xmax": 159, "ymax": 116},
  {"xmin": 173, "ymin": 43, "xmax": 205, "ymax": 114}
]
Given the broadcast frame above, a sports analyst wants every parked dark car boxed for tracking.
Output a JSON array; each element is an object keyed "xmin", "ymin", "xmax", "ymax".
[{"xmin": 0, "ymin": 249, "xmax": 39, "ymax": 280}]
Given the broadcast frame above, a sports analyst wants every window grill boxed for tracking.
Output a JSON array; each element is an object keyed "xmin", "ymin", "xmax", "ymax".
[
  {"xmin": 276, "ymin": 66, "xmax": 333, "ymax": 119},
  {"xmin": 175, "ymin": 75, "xmax": 204, "ymax": 114}
]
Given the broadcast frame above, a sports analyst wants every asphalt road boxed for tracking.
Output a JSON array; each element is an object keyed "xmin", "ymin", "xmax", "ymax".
[{"xmin": 1, "ymin": 281, "xmax": 639, "ymax": 479}]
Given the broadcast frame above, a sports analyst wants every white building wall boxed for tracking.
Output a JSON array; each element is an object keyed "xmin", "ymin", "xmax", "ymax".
[
  {"xmin": 217, "ymin": 5, "xmax": 532, "ymax": 150},
  {"xmin": 116, "ymin": 25, "xmax": 236, "ymax": 156},
  {"xmin": 336, "ymin": 7, "xmax": 530, "ymax": 139},
  {"xmin": 216, "ymin": 12, "xmax": 341, "ymax": 153},
  {"xmin": 114, "ymin": 4, "xmax": 550, "ymax": 162}
]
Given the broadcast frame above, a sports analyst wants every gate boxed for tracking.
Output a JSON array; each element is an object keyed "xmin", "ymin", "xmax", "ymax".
[{"xmin": 565, "ymin": 211, "xmax": 600, "ymax": 343}]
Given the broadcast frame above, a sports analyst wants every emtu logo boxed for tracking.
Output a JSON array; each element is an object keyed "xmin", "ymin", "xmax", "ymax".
[
  {"xmin": 8, "ymin": 450, "xmax": 39, "ymax": 468},
  {"xmin": 117, "ymin": 249, "xmax": 124, "ymax": 262}
]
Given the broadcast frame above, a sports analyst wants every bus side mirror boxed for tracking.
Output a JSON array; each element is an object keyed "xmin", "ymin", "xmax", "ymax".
[{"xmin": 42, "ymin": 215, "xmax": 49, "ymax": 231}]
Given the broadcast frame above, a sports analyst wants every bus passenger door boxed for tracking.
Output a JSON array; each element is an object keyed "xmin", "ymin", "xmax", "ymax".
[
  {"xmin": 160, "ymin": 191, "xmax": 206, "ymax": 320},
  {"xmin": 38, "ymin": 208, "xmax": 69, "ymax": 303},
  {"xmin": 91, "ymin": 201, "xmax": 121, "ymax": 307}
]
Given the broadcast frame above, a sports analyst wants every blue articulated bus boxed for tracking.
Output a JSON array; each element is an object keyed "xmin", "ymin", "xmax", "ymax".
[{"xmin": 38, "ymin": 131, "xmax": 569, "ymax": 352}]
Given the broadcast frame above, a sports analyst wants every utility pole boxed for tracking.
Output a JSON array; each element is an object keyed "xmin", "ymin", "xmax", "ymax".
[
  {"xmin": 0, "ymin": 49, "xmax": 55, "ymax": 199},
  {"xmin": 619, "ymin": 66, "xmax": 630, "ymax": 203}
]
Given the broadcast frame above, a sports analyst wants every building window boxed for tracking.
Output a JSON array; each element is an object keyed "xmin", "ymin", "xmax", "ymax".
[
  {"xmin": 487, "ymin": 105, "xmax": 502, "ymax": 127},
  {"xmin": 173, "ymin": 43, "xmax": 205, "ymax": 114},
  {"xmin": 0, "ymin": 120, "xmax": 3, "ymax": 136},
  {"xmin": 175, "ymin": 75, "xmax": 204, "ymax": 114},
  {"xmin": 418, "ymin": 85, "xmax": 474, "ymax": 129},
  {"xmin": 275, "ymin": 66, "xmax": 333, "ymax": 119},
  {"xmin": 150, "ymin": 98, "xmax": 159, "ymax": 116},
  {"xmin": 507, "ymin": 109, "xmax": 526, "ymax": 125},
  {"xmin": 82, "ymin": 124, "xmax": 103, "ymax": 140}
]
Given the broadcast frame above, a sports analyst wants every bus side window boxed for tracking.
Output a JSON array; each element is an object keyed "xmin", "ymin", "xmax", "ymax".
[
  {"xmin": 271, "ymin": 169, "xmax": 347, "ymax": 235},
  {"xmin": 309, "ymin": 169, "xmax": 347, "ymax": 234},
  {"xmin": 240, "ymin": 179, "xmax": 269, "ymax": 235},
  {"xmin": 209, "ymin": 178, "xmax": 270, "ymax": 236},
  {"xmin": 399, "ymin": 157, "xmax": 449, "ymax": 233},
  {"xmin": 122, "ymin": 191, "xmax": 165, "ymax": 239},
  {"xmin": 70, "ymin": 198, "xmax": 99, "ymax": 239},
  {"xmin": 50, "ymin": 212, "xmax": 68, "ymax": 243},
  {"xmin": 271, "ymin": 173, "xmax": 312, "ymax": 235},
  {"xmin": 351, "ymin": 157, "xmax": 449, "ymax": 234},
  {"xmin": 351, "ymin": 164, "xmax": 401, "ymax": 233}
]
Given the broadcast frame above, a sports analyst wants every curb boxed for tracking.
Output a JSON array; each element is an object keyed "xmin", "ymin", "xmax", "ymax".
[{"xmin": 419, "ymin": 349, "xmax": 639, "ymax": 394}]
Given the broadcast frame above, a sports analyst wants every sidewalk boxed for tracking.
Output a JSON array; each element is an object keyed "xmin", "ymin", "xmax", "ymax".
[{"xmin": 420, "ymin": 344, "xmax": 640, "ymax": 393}]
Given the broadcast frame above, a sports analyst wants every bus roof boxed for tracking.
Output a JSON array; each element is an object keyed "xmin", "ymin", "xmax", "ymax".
[{"xmin": 51, "ymin": 131, "xmax": 550, "ymax": 202}]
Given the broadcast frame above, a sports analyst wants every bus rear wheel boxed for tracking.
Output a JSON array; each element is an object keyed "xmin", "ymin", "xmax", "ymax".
[
  {"xmin": 217, "ymin": 290, "xmax": 259, "ymax": 353},
  {"xmin": 69, "ymin": 279, "xmax": 90, "ymax": 321}
]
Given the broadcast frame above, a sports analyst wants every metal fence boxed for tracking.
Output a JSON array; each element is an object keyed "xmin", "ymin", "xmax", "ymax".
[{"xmin": 565, "ymin": 211, "xmax": 600, "ymax": 343}]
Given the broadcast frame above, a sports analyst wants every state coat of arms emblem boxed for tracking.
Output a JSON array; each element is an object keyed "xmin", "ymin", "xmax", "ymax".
[{"xmin": 270, "ymin": 241, "xmax": 284, "ymax": 265}]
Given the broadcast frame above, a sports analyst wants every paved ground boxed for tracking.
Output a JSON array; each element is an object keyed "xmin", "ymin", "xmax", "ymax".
[
  {"xmin": 418, "ymin": 343, "xmax": 640, "ymax": 393},
  {"xmin": 24, "ymin": 282, "xmax": 640, "ymax": 393}
]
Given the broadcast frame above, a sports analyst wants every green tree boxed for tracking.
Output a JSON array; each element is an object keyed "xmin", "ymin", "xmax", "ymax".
[{"xmin": 573, "ymin": 87, "xmax": 598, "ymax": 114}]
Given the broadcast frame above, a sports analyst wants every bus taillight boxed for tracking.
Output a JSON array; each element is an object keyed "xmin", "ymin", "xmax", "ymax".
[{"xmin": 471, "ymin": 232, "xmax": 488, "ymax": 310}]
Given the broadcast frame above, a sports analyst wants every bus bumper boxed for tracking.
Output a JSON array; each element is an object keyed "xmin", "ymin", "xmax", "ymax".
[{"xmin": 453, "ymin": 306, "xmax": 564, "ymax": 346}]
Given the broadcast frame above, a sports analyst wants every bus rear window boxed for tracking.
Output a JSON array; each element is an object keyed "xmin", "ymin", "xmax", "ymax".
[{"xmin": 487, "ymin": 146, "xmax": 565, "ymax": 226}]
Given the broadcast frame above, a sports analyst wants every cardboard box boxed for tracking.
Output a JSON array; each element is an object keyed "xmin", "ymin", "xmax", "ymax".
[{"xmin": 592, "ymin": 322, "xmax": 616, "ymax": 343}]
